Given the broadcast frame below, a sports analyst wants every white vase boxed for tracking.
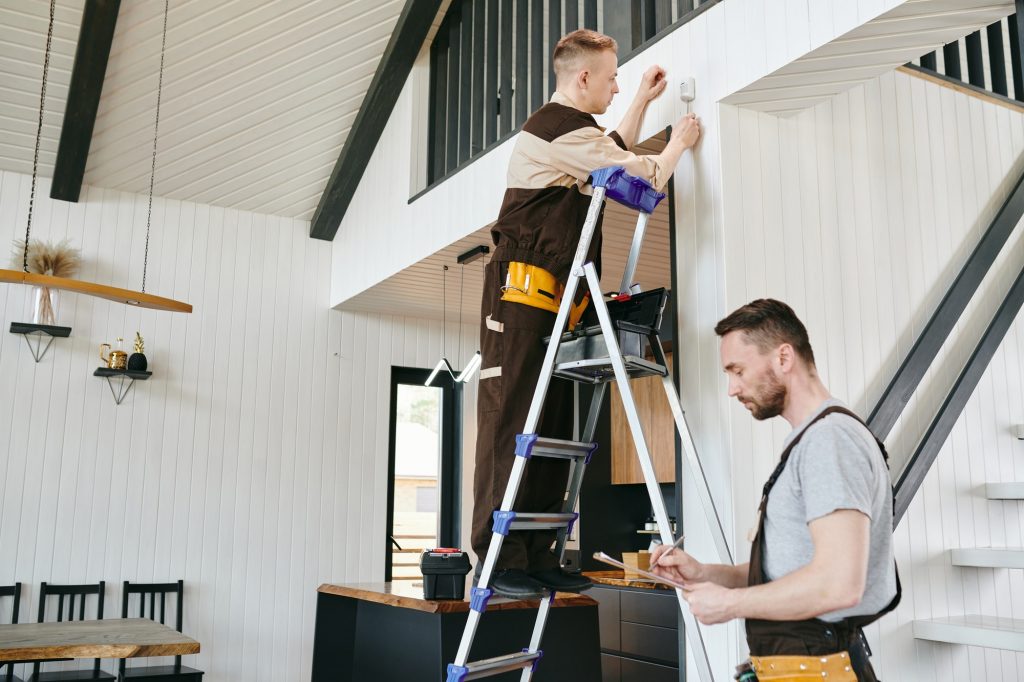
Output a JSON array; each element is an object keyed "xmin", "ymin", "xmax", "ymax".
[{"xmin": 32, "ymin": 285, "xmax": 59, "ymax": 326}]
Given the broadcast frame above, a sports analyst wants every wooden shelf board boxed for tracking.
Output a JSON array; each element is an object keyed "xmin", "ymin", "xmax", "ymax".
[{"xmin": 0, "ymin": 269, "xmax": 191, "ymax": 313}]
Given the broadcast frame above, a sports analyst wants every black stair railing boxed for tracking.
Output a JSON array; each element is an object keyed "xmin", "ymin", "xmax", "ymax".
[
  {"xmin": 426, "ymin": 0, "xmax": 721, "ymax": 186},
  {"xmin": 885, "ymin": 3, "xmax": 1024, "ymax": 522},
  {"xmin": 894, "ymin": 260, "xmax": 1024, "ymax": 522},
  {"xmin": 915, "ymin": 8, "xmax": 1024, "ymax": 101}
]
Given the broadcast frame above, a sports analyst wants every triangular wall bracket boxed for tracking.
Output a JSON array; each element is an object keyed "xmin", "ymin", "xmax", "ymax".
[
  {"xmin": 10, "ymin": 322, "xmax": 72, "ymax": 362},
  {"xmin": 93, "ymin": 368, "xmax": 152, "ymax": 405}
]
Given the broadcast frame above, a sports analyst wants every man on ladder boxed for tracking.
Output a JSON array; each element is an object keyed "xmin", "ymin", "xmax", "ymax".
[{"xmin": 473, "ymin": 27, "xmax": 701, "ymax": 599}]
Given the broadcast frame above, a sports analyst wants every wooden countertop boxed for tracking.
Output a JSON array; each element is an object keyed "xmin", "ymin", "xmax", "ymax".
[
  {"xmin": 318, "ymin": 579, "xmax": 597, "ymax": 614},
  {"xmin": 0, "ymin": 619, "xmax": 200, "ymax": 662},
  {"xmin": 584, "ymin": 570, "xmax": 673, "ymax": 590}
]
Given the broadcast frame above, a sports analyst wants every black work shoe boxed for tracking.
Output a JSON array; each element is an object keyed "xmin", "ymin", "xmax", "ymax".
[
  {"xmin": 490, "ymin": 569, "xmax": 546, "ymax": 599},
  {"xmin": 529, "ymin": 567, "xmax": 593, "ymax": 593}
]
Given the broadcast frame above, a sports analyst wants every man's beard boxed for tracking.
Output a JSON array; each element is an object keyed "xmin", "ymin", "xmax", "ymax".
[{"xmin": 741, "ymin": 374, "xmax": 786, "ymax": 420}]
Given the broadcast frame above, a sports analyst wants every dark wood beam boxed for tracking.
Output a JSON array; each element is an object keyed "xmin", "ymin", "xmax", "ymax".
[
  {"xmin": 50, "ymin": 0, "xmax": 120, "ymax": 203},
  {"xmin": 310, "ymin": 0, "xmax": 445, "ymax": 241}
]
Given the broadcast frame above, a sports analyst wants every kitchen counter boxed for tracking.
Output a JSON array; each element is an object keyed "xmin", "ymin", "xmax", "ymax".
[{"xmin": 585, "ymin": 570, "xmax": 673, "ymax": 590}]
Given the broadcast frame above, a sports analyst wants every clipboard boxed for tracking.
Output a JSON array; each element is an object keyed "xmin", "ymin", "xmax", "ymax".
[{"xmin": 592, "ymin": 552, "xmax": 691, "ymax": 591}]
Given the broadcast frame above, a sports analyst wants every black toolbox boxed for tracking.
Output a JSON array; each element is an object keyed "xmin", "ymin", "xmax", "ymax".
[{"xmin": 420, "ymin": 548, "xmax": 472, "ymax": 600}]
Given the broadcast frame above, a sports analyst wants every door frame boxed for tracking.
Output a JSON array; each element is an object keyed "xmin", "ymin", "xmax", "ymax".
[{"xmin": 384, "ymin": 366, "xmax": 462, "ymax": 582}]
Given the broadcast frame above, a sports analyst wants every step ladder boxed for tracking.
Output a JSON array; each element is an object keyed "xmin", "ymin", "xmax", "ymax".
[{"xmin": 446, "ymin": 166, "xmax": 733, "ymax": 682}]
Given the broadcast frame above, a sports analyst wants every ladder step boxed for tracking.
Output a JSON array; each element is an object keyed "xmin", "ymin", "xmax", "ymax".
[
  {"xmin": 509, "ymin": 512, "xmax": 577, "ymax": 530},
  {"xmin": 448, "ymin": 651, "xmax": 542, "ymax": 680},
  {"xmin": 492, "ymin": 511, "xmax": 578, "ymax": 535},
  {"xmin": 517, "ymin": 434, "xmax": 597, "ymax": 461},
  {"xmin": 553, "ymin": 356, "xmax": 667, "ymax": 384}
]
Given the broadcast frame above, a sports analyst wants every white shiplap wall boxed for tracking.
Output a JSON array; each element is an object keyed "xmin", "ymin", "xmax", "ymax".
[
  {"xmin": 330, "ymin": 0, "xmax": 926, "ymax": 308},
  {"xmin": 0, "ymin": 169, "xmax": 476, "ymax": 681},
  {"xmin": 716, "ymin": 70, "xmax": 1024, "ymax": 680}
]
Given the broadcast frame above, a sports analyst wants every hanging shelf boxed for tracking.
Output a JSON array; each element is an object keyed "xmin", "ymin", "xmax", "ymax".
[
  {"xmin": 0, "ymin": 269, "xmax": 192, "ymax": 313},
  {"xmin": 94, "ymin": 367, "xmax": 152, "ymax": 405},
  {"xmin": 10, "ymin": 322, "xmax": 71, "ymax": 362}
]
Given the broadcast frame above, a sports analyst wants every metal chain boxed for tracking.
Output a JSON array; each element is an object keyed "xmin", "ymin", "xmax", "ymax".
[
  {"xmin": 24, "ymin": 0, "xmax": 57, "ymax": 272},
  {"xmin": 143, "ymin": 0, "xmax": 170, "ymax": 293}
]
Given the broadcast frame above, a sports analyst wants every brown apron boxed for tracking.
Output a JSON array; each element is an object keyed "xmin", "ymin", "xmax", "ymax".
[{"xmin": 745, "ymin": 406, "xmax": 902, "ymax": 681}]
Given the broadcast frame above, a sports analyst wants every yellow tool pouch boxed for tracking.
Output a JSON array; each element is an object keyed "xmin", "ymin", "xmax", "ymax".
[
  {"xmin": 500, "ymin": 262, "xmax": 589, "ymax": 328},
  {"xmin": 748, "ymin": 652, "xmax": 857, "ymax": 680}
]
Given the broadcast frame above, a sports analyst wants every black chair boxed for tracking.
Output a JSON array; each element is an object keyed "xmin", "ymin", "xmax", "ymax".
[
  {"xmin": 118, "ymin": 581, "xmax": 202, "ymax": 682},
  {"xmin": 33, "ymin": 581, "xmax": 114, "ymax": 681},
  {"xmin": 1, "ymin": 583, "xmax": 24, "ymax": 682}
]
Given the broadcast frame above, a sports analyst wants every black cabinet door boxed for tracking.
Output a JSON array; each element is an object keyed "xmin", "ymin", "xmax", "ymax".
[
  {"xmin": 601, "ymin": 653, "xmax": 621, "ymax": 682},
  {"xmin": 589, "ymin": 586, "xmax": 621, "ymax": 650}
]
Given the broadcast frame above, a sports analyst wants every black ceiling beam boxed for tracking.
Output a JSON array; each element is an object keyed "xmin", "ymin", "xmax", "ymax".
[
  {"xmin": 310, "ymin": 0, "xmax": 445, "ymax": 241},
  {"xmin": 50, "ymin": 0, "xmax": 121, "ymax": 203},
  {"xmin": 894, "ymin": 261, "xmax": 1024, "ymax": 523},
  {"xmin": 867, "ymin": 168, "xmax": 1024, "ymax": 439}
]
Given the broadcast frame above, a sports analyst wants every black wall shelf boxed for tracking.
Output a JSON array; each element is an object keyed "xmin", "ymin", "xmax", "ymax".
[
  {"xmin": 94, "ymin": 367, "xmax": 151, "ymax": 405},
  {"xmin": 10, "ymin": 322, "xmax": 72, "ymax": 362}
]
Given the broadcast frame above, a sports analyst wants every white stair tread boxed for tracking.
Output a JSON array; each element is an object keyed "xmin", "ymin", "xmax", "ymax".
[
  {"xmin": 914, "ymin": 616, "xmax": 1024, "ymax": 652},
  {"xmin": 986, "ymin": 482, "xmax": 1024, "ymax": 499},
  {"xmin": 951, "ymin": 548, "xmax": 1024, "ymax": 569}
]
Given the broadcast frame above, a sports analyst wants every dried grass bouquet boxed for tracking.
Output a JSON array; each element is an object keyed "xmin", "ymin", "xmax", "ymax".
[
  {"xmin": 10, "ymin": 238, "xmax": 82, "ymax": 325},
  {"xmin": 11, "ymin": 238, "xmax": 81, "ymax": 277}
]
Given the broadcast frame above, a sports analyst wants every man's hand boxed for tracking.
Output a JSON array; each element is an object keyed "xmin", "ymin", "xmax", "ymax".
[
  {"xmin": 637, "ymin": 65, "xmax": 668, "ymax": 102},
  {"xmin": 681, "ymin": 582, "xmax": 737, "ymax": 625},
  {"xmin": 671, "ymin": 113, "xmax": 701, "ymax": 149},
  {"xmin": 650, "ymin": 546, "xmax": 705, "ymax": 584}
]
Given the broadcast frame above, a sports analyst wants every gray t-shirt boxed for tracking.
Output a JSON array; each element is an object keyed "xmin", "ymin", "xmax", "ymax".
[{"xmin": 762, "ymin": 399, "xmax": 897, "ymax": 622}]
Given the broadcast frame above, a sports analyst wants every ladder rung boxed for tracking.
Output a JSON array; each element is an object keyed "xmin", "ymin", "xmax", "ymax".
[
  {"xmin": 508, "ymin": 512, "xmax": 577, "ymax": 530},
  {"xmin": 523, "ymin": 436, "xmax": 597, "ymax": 460},
  {"xmin": 458, "ymin": 651, "xmax": 541, "ymax": 680},
  {"xmin": 553, "ymin": 356, "xmax": 667, "ymax": 383}
]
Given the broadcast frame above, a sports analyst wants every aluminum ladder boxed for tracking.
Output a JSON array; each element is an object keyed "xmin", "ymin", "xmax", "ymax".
[{"xmin": 446, "ymin": 166, "xmax": 732, "ymax": 682}]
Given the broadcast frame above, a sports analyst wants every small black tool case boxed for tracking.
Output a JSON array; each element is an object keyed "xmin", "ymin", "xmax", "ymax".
[{"xmin": 420, "ymin": 548, "xmax": 472, "ymax": 600}]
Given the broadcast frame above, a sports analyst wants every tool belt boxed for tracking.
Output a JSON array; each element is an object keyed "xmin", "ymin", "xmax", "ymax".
[
  {"xmin": 739, "ymin": 652, "xmax": 857, "ymax": 680},
  {"xmin": 500, "ymin": 262, "xmax": 589, "ymax": 328}
]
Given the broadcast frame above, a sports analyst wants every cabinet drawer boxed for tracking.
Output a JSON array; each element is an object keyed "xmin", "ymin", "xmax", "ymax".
[
  {"xmin": 620, "ymin": 655, "xmax": 679, "ymax": 682},
  {"xmin": 620, "ymin": 589, "xmax": 678, "ymax": 629},
  {"xmin": 620, "ymin": 622, "xmax": 679, "ymax": 665},
  {"xmin": 589, "ymin": 586, "xmax": 620, "ymax": 650}
]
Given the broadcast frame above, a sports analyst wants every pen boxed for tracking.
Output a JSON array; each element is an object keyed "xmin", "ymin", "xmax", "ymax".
[{"xmin": 654, "ymin": 535, "xmax": 686, "ymax": 567}]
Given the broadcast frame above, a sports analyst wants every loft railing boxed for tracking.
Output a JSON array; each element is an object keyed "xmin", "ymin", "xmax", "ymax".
[
  {"xmin": 911, "ymin": 12, "xmax": 1024, "ymax": 101},
  {"xmin": 426, "ymin": 0, "xmax": 719, "ymax": 186}
]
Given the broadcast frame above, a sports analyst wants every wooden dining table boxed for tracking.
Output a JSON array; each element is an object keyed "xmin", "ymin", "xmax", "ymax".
[{"xmin": 0, "ymin": 618, "xmax": 200, "ymax": 663}]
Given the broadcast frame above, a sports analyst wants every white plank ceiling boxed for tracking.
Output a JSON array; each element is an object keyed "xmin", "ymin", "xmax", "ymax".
[
  {"xmin": 723, "ymin": 0, "xmax": 1016, "ymax": 114},
  {"xmin": 0, "ymin": 0, "xmax": 406, "ymax": 220},
  {"xmin": 338, "ymin": 138, "xmax": 674, "ymax": 322}
]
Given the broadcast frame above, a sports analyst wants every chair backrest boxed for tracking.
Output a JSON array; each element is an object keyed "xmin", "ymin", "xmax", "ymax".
[
  {"xmin": 1, "ymin": 584, "xmax": 21, "ymax": 682},
  {"xmin": 35, "ymin": 581, "xmax": 105, "ymax": 678},
  {"xmin": 120, "ymin": 580, "xmax": 185, "ymax": 674},
  {"xmin": 0, "ymin": 583, "xmax": 21, "ymax": 624}
]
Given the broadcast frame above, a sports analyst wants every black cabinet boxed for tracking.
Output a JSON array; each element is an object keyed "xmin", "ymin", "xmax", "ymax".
[{"xmin": 590, "ymin": 585, "xmax": 684, "ymax": 682}]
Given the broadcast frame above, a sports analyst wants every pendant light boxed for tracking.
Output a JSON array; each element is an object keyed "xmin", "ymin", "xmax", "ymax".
[{"xmin": 424, "ymin": 246, "xmax": 487, "ymax": 387}]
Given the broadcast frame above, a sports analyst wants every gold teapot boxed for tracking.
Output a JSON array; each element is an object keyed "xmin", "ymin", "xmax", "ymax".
[{"xmin": 100, "ymin": 338, "xmax": 128, "ymax": 370}]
